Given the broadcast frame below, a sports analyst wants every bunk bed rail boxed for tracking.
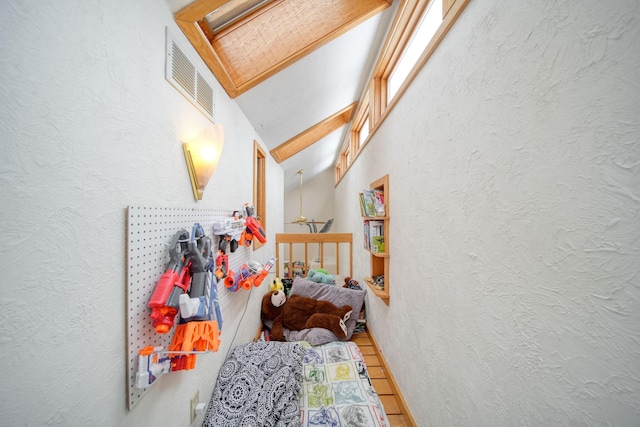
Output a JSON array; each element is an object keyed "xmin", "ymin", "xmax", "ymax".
[{"xmin": 275, "ymin": 232, "xmax": 353, "ymax": 280}]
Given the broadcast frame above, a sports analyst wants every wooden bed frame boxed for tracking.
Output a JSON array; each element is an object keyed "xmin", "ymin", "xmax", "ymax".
[
  {"xmin": 275, "ymin": 232, "xmax": 353, "ymax": 280},
  {"xmin": 256, "ymin": 232, "xmax": 415, "ymax": 425}
]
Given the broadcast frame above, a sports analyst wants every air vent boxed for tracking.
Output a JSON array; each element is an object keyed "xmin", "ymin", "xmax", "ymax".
[
  {"xmin": 165, "ymin": 28, "xmax": 214, "ymax": 121},
  {"xmin": 196, "ymin": 73, "xmax": 213, "ymax": 115}
]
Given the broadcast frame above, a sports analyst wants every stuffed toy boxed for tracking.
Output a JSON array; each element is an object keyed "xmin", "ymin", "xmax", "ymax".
[
  {"xmin": 281, "ymin": 278, "xmax": 294, "ymax": 295},
  {"xmin": 261, "ymin": 290, "xmax": 352, "ymax": 341},
  {"xmin": 307, "ymin": 268, "xmax": 335, "ymax": 285},
  {"xmin": 343, "ymin": 276, "xmax": 362, "ymax": 290},
  {"xmin": 270, "ymin": 277, "xmax": 284, "ymax": 292}
]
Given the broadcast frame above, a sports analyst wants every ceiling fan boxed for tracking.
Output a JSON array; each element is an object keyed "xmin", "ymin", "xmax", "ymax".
[
  {"xmin": 289, "ymin": 169, "xmax": 331, "ymax": 232},
  {"xmin": 292, "ymin": 169, "xmax": 307, "ymax": 224}
]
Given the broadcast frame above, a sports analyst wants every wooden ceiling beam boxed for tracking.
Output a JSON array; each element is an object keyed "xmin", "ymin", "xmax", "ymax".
[
  {"xmin": 175, "ymin": 0, "xmax": 228, "ymax": 21},
  {"xmin": 175, "ymin": 0, "xmax": 392, "ymax": 98},
  {"xmin": 175, "ymin": 0, "xmax": 239, "ymax": 97},
  {"xmin": 270, "ymin": 102, "xmax": 357, "ymax": 164}
]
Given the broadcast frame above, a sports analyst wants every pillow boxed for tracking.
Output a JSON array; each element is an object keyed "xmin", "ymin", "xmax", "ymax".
[{"xmin": 283, "ymin": 277, "xmax": 366, "ymax": 345}]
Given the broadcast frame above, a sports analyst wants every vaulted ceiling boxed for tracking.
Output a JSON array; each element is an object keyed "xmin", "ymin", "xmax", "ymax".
[{"xmin": 165, "ymin": 0, "xmax": 398, "ymax": 191}]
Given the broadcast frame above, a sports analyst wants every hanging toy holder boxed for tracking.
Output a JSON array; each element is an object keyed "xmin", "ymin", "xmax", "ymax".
[
  {"xmin": 135, "ymin": 223, "xmax": 223, "ymax": 389},
  {"xmin": 224, "ymin": 256, "xmax": 275, "ymax": 292}
]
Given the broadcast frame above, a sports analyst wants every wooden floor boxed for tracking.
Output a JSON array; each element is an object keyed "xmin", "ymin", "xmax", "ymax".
[{"xmin": 350, "ymin": 330, "xmax": 416, "ymax": 427}]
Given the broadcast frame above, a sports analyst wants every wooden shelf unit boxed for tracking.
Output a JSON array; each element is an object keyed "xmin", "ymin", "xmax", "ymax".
[{"xmin": 363, "ymin": 175, "xmax": 390, "ymax": 305}]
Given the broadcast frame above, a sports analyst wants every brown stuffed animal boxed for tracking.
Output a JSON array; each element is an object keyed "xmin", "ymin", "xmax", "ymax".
[{"xmin": 261, "ymin": 290, "xmax": 353, "ymax": 341}]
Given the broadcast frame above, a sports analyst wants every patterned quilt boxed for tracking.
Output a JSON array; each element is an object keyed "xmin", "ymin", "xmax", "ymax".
[
  {"xmin": 203, "ymin": 341, "xmax": 306, "ymax": 427},
  {"xmin": 203, "ymin": 340, "xmax": 389, "ymax": 427},
  {"xmin": 300, "ymin": 341, "xmax": 390, "ymax": 427}
]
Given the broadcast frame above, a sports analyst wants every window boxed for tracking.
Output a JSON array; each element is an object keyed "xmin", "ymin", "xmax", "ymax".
[
  {"xmin": 359, "ymin": 117, "xmax": 370, "ymax": 144},
  {"xmin": 334, "ymin": 0, "xmax": 470, "ymax": 185},
  {"xmin": 253, "ymin": 141, "xmax": 266, "ymax": 250},
  {"xmin": 388, "ymin": 0, "xmax": 443, "ymax": 101},
  {"xmin": 352, "ymin": 95, "xmax": 371, "ymax": 151},
  {"xmin": 342, "ymin": 149, "xmax": 350, "ymax": 170},
  {"xmin": 204, "ymin": 0, "xmax": 272, "ymax": 33}
]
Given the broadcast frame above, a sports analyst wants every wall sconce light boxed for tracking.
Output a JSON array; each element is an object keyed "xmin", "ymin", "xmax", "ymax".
[{"xmin": 183, "ymin": 124, "xmax": 224, "ymax": 200}]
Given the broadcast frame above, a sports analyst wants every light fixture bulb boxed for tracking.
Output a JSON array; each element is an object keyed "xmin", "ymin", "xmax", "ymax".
[
  {"xmin": 199, "ymin": 145, "xmax": 218, "ymax": 161},
  {"xmin": 183, "ymin": 124, "xmax": 224, "ymax": 200}
]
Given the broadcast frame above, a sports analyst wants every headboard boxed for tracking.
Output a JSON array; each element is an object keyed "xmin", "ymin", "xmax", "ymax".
[{"xmin": 275, "ymin": 233, "xmax": 353, "ymax": 280}]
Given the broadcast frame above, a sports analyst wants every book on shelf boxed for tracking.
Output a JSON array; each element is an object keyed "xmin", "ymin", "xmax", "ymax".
[
  {"xmin": 363, "ymin": 220, "xmax": 371, "ymax": 251},
  {"xmin": 361, "ymin": 188, "xmax": 385, "ymax": 217},
  {"xmin": 364, "ymin": 220, "xmax": 384, "ymax": 253},
  {"xmin": 361, "ymin": 190, "xmax": 376, "ymax": 217},
  {"xmin": 372, "ymin": 189, "xmax": 385, "ymax": 216},
  {"xmin": 371, "ymin": 235, "xmax": 385, "ymax": 253}
]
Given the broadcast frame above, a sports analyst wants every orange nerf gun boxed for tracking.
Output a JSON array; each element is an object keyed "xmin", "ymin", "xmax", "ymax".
[
  {"xmin": 245, "ymin": 215, "xmax": 266, "ymax": 243},
  {"xmin": 238, "ymin": 203, "xmax": 266, "ymax": 247},
  {"xmin": 148, "ymin": 230, "xmax": 192, "ymax": 334},
  {"xmin": 148, "ymin": 260, "xmax": 191, "ymax": 333}
]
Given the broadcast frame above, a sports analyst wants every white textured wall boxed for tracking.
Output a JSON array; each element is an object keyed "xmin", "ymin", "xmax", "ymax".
[
  {"xmin": 335, "ymin": 0, "xmax": 640, "ymax": 425},
  {"xmin": 0, "ymin": 0, "xmax": 282, "ymax": 425}
]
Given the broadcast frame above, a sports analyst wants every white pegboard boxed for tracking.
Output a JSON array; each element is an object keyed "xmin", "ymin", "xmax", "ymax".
[{"xmin": 125, "ymin": 206, "xmax": 252, "ymax": 410}]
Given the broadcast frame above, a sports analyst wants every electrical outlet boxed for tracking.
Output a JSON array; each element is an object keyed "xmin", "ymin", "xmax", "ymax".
[{"xmin": 190, "ymin": 390, "xmax": 199, "ymax": 423}]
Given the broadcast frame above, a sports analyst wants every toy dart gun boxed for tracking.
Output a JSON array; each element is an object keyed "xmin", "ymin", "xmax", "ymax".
[
  {"xmin": 212, "ymin": 212, "xmax": 245, "ymax": 254},
  {"xmin": 214, "ymin": 250, "xmax": 228, "ymax": 280},
  {"xmin": 147, "ymin": 229, "xmax": 191, "ymax": 334},
  {"xmin": 167, "ymin": 224, "xmax": 222, "ymax": 372},
  {"xmin": 134, "ymin": 346, "xmax": 171, "ymax": 389},
  {"xmin": 177, "ymin": 223, "xmax": 221, "ymax": 326},
  {"xmin": 147, "ymin": 225, "xmax": 222, "ymax": 334},
  {"xmin": 224, "ymin": 256, "xmax": 275, "ymax": 292},
  {"xmin": 238, "ymin": 203, "xmax": 267, "ymax": 247},
  {"xmin": 138, "ymin": 225, "xmax": 223, "ymax": 387}
]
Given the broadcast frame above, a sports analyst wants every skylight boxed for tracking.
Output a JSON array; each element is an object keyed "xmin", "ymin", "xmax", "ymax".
[{"xmin": 205, "ymin": 0, "xmax": 273, "ymax": 33}]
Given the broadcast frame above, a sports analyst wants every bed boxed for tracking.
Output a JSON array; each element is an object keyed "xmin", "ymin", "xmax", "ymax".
[
  {"xmin": 202, "ymin": 340, "xmax": 389, "ymax": 427},
  {"xmin": 203, "ymin": 266, "xmax": 390, "ymax": 426},
  {"xmin": 299, "ymin": 340, "xmax": 388, "ymax": 426}
]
